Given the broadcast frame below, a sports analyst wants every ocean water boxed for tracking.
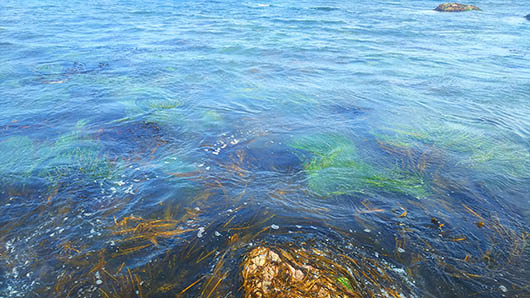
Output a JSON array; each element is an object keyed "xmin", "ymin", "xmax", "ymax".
[{"xmin": 0, "ymin": 0, "xmax": 529, "ymax": 297}]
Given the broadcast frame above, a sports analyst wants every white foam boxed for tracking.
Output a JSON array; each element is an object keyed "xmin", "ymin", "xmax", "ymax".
[{"xmin": 197, "ymin": 227, "xmax": 205, "ymax": 238}]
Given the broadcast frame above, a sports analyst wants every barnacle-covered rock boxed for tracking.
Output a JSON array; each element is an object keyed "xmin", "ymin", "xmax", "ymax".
[
  {"xmin": 241, "ymin": 246, "xmax": 411, "ymax": 298},
  {"xmin": 241, "ymin": 247, "xmax": 355, "ymax": 298},
  {"xmin": 434, "ymin": 3, "xmax": 480, "ymax": 12}
]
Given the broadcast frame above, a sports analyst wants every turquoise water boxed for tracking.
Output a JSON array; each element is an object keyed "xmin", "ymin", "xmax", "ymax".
[{"xmin": 1, "ymin": 0, "xmax": 529, "ymax": 297}]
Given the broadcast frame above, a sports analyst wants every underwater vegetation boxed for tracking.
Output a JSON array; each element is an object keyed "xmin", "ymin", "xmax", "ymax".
[
  {"xmin": 373, "ymin": 123, "xmax": 530, "ymax": 180},
  {"xmin": 0, "ymin": 119, "xmax": 126, "ymax": 200},
  {"xmin": 396, "ymin": 206, "xmax": 530, "ymax": 297},
  {"xmin": 289, "ymin": 134, "xmax": 428, "ymax": 198},
  {"xmin": 37, "ymin": 120, "xmax": 116, "ymax": 188},
  {"xmin": 0, "ymin": 122, "xmax": 112, "ymax": 194},
  {"xmin": 0, "ymin": 122, "xmax": 528, "ymax": 298},
  {"xmin": 0, "ymin": 136, "xmax": 35, "ymax": 182},
  {"xmin": 99, "ymin": 121, "xmax": 166, "ymax": 160},
  {"xmin": 119, "ymin": 86, "xmax": 185, "ymax": 127},
  {"xmin": 200, "ymin": 110, "xmax": 224, "ymax": 129},
  {"xmin": 35, "ymin": 61, "xmax": 109, "ymax": 85},
  {"xmin": 1, "ymin": 1, "xmax": 529, "ymax": 296},
  {"xmin": 37, "ymin": 192, "xmax": 421, "ymax": 298}
]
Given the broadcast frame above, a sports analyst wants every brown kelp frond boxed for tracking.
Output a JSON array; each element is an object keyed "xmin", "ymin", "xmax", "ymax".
[
  {"xmin": 400, "ymin": 203, "xmax": 530, "ymax": 297},
  {"xmin": 111, "ymin": 211, "xmax": 199, "ymax": 250},
  {"xmin": 44, "ymin": 203, "xmax": 206, "ymax": 298}
]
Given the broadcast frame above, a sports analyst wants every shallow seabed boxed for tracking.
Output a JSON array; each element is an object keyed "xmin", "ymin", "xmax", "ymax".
[{"xmin": 0, "ymin": 0, "xmax": 529, "ymax": 297}]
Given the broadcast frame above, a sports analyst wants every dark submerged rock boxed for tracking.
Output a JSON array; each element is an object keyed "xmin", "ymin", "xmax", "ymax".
[
  {"xmin": 434, "ymin": 3, "xmax": 481, "ymax": 12},
  {"xmin": 99, "ymin": 121, "xmax": 166, "ymax": 159},
  {"xmin": 244, "ymin": 139, "xmax": 304, "ymax": 174},
  {"xmin": 526, "ymin": 14, "xmax": 530, "ymax": 21}
]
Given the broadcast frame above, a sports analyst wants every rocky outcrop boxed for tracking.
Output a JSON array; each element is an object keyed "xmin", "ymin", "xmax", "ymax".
[
  {"xmin": 241, "ymin": 247, "xmax": 354, "ymax": 298},
  {"xmin": 434, "ymin": 3, "xmax": 481, "ymax": 12},
  {"xmin": 240, "ymin": 245, "xmax": 411, "ymax": 298}
]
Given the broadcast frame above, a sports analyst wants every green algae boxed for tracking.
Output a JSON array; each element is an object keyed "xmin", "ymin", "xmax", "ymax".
[
  {"xmin": 38, "ymin": 120, "xmax": 115, "ymax": 183},
  {"xmin": 290, "ymin": 134, "xmax": 428, "ymax": 198},
  {"xmin": 35, "ymin": 63, "xmax": 65, "ymax": 74},
  {"xmin": 202, "ymin": 110, "xmax": 223, "ymax": 123},
  {"xmin": 372, "ymin": 131, "xmax": 413, "ymax": 149},
  {"xmin": 66, "ymin": 74, "xmax": 186, "ymax": 126},
  {"xmin": 337, "ymin": 276, "xmax": 354, "ymax": 290},
  {"xmin": 0, "ymin": 132, "xmax": 117, "ymax": 193},
  {"xmin": 0, "ymin": 136, "xmax": 36, "ymax": 182},
  {"xmin": 197, "ymin": 110, "xmax": 225, "ymax": 130},
  {"xmin": 375, "ymin": 123, "xmax": 530, "ymax": 179},
  {"xmin": 364, "ymin": 170, "xmax": 427, "ymax": 198},
  {"xmin": 465, "ymin": 143, "xmax": 530, "ymax": 178},
  {"xmin": 118, "ymin": 86, "xmax": 185, "ymax": 126}
]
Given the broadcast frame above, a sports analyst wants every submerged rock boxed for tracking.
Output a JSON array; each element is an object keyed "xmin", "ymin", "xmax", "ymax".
[
  {"xmin": 241, "ymin": 246, "xmax": 412, "ymax": 297},
  {"xmin": 245, "ymin": 140, "xmax": 304, "ymax": 174},
  {"xmin": 526, "ymin": 14, "xmax": 530, "ymax": 21},
  {"xmin": 242, "ymin": 247, "xmax": 354, "ymax": 298},
  {"xmin": 434, "ymin": 3, "xmax": 481, "ymax": 12}
]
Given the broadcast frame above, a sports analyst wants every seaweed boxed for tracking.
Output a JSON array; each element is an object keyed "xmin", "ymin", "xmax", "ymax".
[
  {"xmin": 119, "ymin": 86, "xmax": 185, "ymax": 126},
  {"xmin": 0, "ymin": 136, "xmax": 36, "ymax": 190},
  {"xmin": 290, "ymin": 134, "xmax": 428, "ymax": 198},
  {"xmin": 0, "ymin": 136, "xmax": 35, "ymax": 177},
  {"xmin": 465, "ymin": 143, "xmax": 530, "ymax": 178},
  {"xmin": 200, "ymin": 110, "xmax": 224, "ymax": 128},
  {"xmin": 37, "ymin": 120, "xmax": 115, "ymax": 186},
  {"xmin": 42, "ymin": 204, "xmax": 203, "ymax": 297},
  {"xmin": 374, "ymin": 123, "xmax": 530, "ymax": 179}
]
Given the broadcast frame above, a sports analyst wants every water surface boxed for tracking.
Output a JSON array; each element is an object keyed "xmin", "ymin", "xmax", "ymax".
[{"xmin": 1, "ymin": 0, "xmax": 529, "ymax": 297}]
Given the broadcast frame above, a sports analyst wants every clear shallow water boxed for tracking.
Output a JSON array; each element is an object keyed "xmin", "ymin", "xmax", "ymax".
[{"xmin": 1, "ymin": 0, "xmax": 529, "ymax": 297}]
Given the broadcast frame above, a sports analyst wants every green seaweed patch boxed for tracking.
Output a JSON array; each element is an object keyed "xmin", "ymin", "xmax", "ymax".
[
  {"xmin": 363, "ymin": 171, "xmax": 427, "ymax": 198},
  {"xmin": 372, "ymin": 132, "xmax": 414, "ymax": 149},
  {"xmin": 290, "ymin": 134, "xmax": 428, "ymax": 198},
  {"xmin": 119, "ymin": 86, "xmax": 185, "ymax": 126},
  {"xmin": 337, "ymin": 276, "xmax": 354, "ymax": 290},
  {"xmin": 147, "ymin": 99, "xmax": 183, "ymax": 110},
  {"xmin": 38, "ymin": 121, "xmax": 115, "ymax": 183},
  {"xmin": 378, "ymin": 124, "xmax": 486, "ymax": 153},
  {"xmin": 290, "ymin": 134, "xmax": 356, "ymax": 158},
  {"xmin": 465, "ymin": 143, "xmax": 530, "ymax": 178},
  {"xmin": 35, "ymin": 63, "xmax": 66, "ymax": 74},
  {"xmin": 376, "ymin": 124, "xmax": 530, "ymax": 179},
  {"xmin": 202, "ymin": 110, "xmax": 223, "ymax": 123},
  {"xmin": 0, "ymin": 136, "xmax": 36, "ymax": 182}
]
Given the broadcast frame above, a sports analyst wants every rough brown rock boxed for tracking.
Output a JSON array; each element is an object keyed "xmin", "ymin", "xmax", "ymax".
[
  {"xmin": 434, "ymin": 3, "xmax": 481, "ymax": 12},
  {"xmin": 241, "ymin": 246, "xmax": 354, "ymax": 298}
]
